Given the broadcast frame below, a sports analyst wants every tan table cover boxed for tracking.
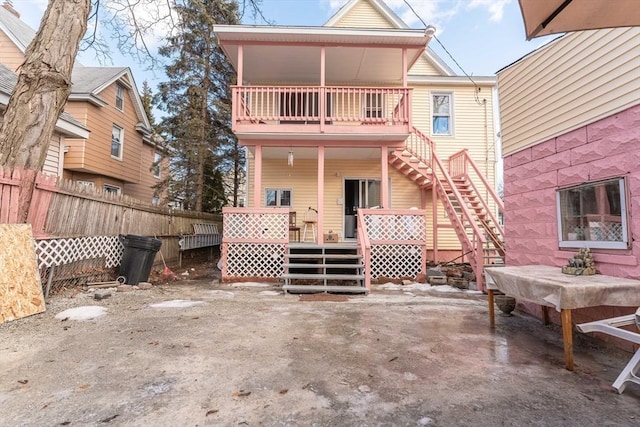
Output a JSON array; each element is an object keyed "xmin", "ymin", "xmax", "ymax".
[{"xmin": 485, "ymin": 265, "xmax": 640, "ymax": 312}]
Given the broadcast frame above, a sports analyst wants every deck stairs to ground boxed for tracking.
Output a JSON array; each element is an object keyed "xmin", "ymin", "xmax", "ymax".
[
  {"xmin": 282, "ymin": 243, "xmax": 367, "ymax": 294},
  {"xmin": 389, "ymin": 127, "xmax": 505, "ymax": 290}
]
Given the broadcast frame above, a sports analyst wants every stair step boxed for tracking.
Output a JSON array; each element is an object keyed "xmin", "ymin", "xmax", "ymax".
[
  {"xmin": 283, "ymin": 285, "xmax": 367, "ymax": 294},
  {"xmin": 281, "ymin": 273, "xmax": 365, "ymax": 281},
  {"xmin": 288, "ymin": 243, "xmax": 358, "ymax": 250},
  {"xmin": 284, "ymin": 263, "xmax": 364, "ymax": 269},
  {"xmin": 285, "ymin": 253, "xmax": 361, "ymax": 260}
]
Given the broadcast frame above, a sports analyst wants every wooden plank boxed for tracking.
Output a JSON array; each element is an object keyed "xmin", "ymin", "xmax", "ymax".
[
  {"xmin": 0, "ymin": 224, "xmax": 46, "ymax": 323},
  {"xmin": 561, "ymin": 309, "xmax": 574, "ymax": 371}
]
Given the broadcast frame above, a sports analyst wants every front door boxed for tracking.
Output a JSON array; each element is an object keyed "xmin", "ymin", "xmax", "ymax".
[{"xmin": 344, "ymin": 179, "xmax": 381, "ymax": 239}]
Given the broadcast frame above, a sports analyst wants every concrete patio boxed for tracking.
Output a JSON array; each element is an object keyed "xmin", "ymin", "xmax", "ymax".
[{"xmin": 1, "ymin": 279, "xmax": 638, "ymax": 426}]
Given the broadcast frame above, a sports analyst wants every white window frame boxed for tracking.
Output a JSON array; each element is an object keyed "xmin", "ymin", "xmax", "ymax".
[
  {"xmin": 103, "ymin": 184, "xmax": 121, "ymax": 195},
  {"xmin": 265, "ymin": 188, "xmax": 292, "ymax": 207},
  {"xmin": 363, "ymin": 92, "xmax": 384, "ymax": 119},
  {"xmin": 152, "ymin": 152, "xmax": 161, "ymax": 178},
  {"xmin": 431, "ymin": 92, "xmax": 453, "ymax": 136},
  {"xmin": 111, "ymin": 125, "xmax": 123, "ymax": 160},
  {"xmin": 115, "ymin": 84, "xmax": 124, "ymax": 111},
  {"xmin": 556, "ymin": 177, "xmax": 629, "ymax": 250}
]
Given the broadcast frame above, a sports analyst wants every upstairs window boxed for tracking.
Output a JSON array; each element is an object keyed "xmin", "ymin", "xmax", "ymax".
[
  {"xmin": 557, "ymin": 177, "xmax": 628, "ymax": 249},
  {"xmin": 111, "ymin": 125, "xmax": 123, "ymax": 159},
  {"xmin": 115, "ymin": 84, "xmax": 124, "ymax": 111},
  {"xmin": 431, "ymin": 93, "xmax": 452, "ymax": 135},
  {"xmin": 266, "ymin": 188, "xmax": 291, "ymax": 207},
  {"xmin": 363, "ymin": 93, "xmax": 384, "ymax": 119}
]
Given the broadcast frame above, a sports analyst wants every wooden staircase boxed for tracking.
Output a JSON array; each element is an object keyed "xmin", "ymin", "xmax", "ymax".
[
  {"xmin": 282, "ymin": 243, "xmax": 367, "ymax": 294},
  {"xmin": 389, "ymin": 127, "xmax": 505, "ymax": 290}
]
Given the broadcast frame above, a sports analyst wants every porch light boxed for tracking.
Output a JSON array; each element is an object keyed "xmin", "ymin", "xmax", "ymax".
[{"xmin": 287, "ymin": 149, "xmax": 294, "ymax": 167}]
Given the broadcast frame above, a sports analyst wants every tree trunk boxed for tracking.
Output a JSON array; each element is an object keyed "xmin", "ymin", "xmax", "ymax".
[{"xmin": 0, "ymin": 0, "xmax": 91, "ymax": 222}]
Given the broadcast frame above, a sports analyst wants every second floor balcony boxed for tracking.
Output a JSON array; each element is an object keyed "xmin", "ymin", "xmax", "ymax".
[{"xmin": 232, "ymin": 85, "xmax": 412, "ymax": 140}]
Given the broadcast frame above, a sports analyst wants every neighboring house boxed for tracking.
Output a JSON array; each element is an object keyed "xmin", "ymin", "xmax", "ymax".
[
  {"xmin": 215, "ymin": 0, "xmax": 503, "ymax": 291},
  {"xmin": 0, "ymin": 3, "xmax": 165, "ymax": 204},
  {"xmin": 497, "ymin": 27, "xmax": 640, "ymax": 323},
  {"xmin": 0, "ymin": 63, "xmax": 90, "ymax": 175}
]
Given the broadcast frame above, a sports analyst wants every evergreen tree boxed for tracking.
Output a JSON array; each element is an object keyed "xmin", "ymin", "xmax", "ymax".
[{"xmin": 157, "ymin": 0, "xmax": 242, "ymax": 211}]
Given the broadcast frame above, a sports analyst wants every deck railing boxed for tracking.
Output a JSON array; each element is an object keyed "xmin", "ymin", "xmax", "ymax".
[{"xmin": 232, "ymin": 85, "xmax": 412, "ymax": 127}]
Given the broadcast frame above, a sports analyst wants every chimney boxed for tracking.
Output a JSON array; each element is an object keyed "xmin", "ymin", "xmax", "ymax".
[{"xmin": 2, "ymin": 1, "xmax": 20, "ymax": 18}]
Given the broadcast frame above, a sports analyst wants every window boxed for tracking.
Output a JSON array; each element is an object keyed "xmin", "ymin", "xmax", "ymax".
[
  {"xmin": 103, "ymin": 184, "xmax": 121, "ymax": 195},
  {"xmin": 265, "ymin": 189, "xmax": 291, "ymax": 207},
  {"xmin": 431, "ymin": 93, "xmax": 452, "ymax": 135},
  {"xmin": 111, "ymin": 125, "xmax": 123, "ymax": 159},
  {"xmin": 152, "ymin": 152, "xmax": 161, "ymax": 178},
  {"xmin": 115, "ymin": 84, "xmax": 124, "ymax": 111},
  {"xmin": 363, "ymin": 93, "xmax": 384, "ymax": 119},
  {"xmin": 557, "ymin": 177, "xmax": 628, "ymax": 249}
]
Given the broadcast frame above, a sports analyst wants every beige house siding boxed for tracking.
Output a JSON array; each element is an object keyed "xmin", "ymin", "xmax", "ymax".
[
  {"xmin": 332, "ymin": 1, "xmax": 395, "ymax": 29},
  {"xmin": 409, "ymin": 56, "xmax": 443, "ymax": 77},
  {"xmin": 43, "ymin": 133, "xmax": 63, "ymax": 176},
  {"xmin": 0, "ymin": 30, "xmax": 24, "ymax": 72},
  {"xmin": 498, "ymin": 27, "xmax": 640, "ymax": 156},
  {"xmin": 64, "ymin": 82, "xmax": 144, "ymax": 185},
  {"xmin": 124, "ymin": 145, "xmax": 165, "ymax": 203}
]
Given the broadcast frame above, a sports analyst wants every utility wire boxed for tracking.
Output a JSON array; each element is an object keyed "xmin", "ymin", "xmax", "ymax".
[{"xmin": 402, "ymin": 0, "xmax": 484, "ymax": 104}]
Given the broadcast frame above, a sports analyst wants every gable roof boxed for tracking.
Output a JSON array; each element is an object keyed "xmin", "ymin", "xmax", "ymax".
[
  {"xmin": 0, "ymin": 6, "xmax": 35, "ymax": 52},
  {"xmin": 0, "ymin": 7, "xmax": 150, "ymax": 134},
  {"xmin": 325, "ymin": 0, "xmax": 456, "ymax": 77},
  {"xmin": 0, "ymin": 63, "xmax": 89, "ymax": 138}
]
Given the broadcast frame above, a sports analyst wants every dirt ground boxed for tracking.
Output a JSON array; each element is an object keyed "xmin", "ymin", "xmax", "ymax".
[{"xmin": 1, "ymin": 273, "xmax": 639, "ymax": 426}]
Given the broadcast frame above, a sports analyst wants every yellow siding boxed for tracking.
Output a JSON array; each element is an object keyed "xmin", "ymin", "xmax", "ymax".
[
  {"xmin": 408, "ymin": 56, "xmax": 442, "ymax": 76},
  {"xmin": 333, "ymin": 0, "xmax": 395, "ymax": 28},
  {"xmin": 498, "ymin": 27, "xmax": 640, "ymax": 156},
  {"xmin": 249, "ymin": 156, "xmax": 423, "ymax": 241},
  {"xmin": 0, "ymin": 31, "xmax": 25, "ymax": 72}
]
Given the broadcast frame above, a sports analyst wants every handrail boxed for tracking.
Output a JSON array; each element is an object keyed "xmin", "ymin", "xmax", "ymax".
[
  {"xmin": 465, "ymin": 176, "xmax": 505, "ymax": 246},
  {"xmin": 232, "ymin": 85, "xmax": 412, "ymax": 126},
  {"xmin": 356, "ymin": 210, "xmax": 372, "ymax": 292},
  {"xmin": 450, "ymin": 149, "xmax": 504, "ymax": 212}
]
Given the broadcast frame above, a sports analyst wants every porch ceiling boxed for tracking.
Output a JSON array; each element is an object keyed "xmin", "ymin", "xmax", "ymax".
[
  {"xmin": 250, "ymin": 146, "xmax": 393, "ymax": 160},
  {"xmin": 214, "ymin": 25, "xmax": 434, "ymax": 85}
]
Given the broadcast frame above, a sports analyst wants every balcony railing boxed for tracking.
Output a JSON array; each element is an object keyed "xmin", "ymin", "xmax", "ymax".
[{"xmin": 232, "ymin": 86, "xmax": 412, "ymax": 134}]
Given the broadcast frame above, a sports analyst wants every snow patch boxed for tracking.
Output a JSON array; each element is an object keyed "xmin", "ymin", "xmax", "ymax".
[
  {"xmin": 229, "ymin": 282, "xmax": 271, "ymax": 288},
  {"xmin": 150, "ymin": 300, "xmax": 205, "ymax": 308},
  {"xmin": 259, "ymin": 290, "xmax": 282, "ymax": 296},
  {"xmin": 206, "ymin": 290, "xmax": 235, "ymax": 298},
  {"xmin": 55, "ymin": 306, "xmax": 107, "ymax": 321}
]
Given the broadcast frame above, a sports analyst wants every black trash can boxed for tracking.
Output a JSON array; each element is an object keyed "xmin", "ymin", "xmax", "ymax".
[{"xmin": 119, "ymin": 235, "xmax": 162, "ymax": 285}]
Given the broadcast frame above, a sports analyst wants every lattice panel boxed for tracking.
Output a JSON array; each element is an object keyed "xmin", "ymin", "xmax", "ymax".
[
  {"xmin": 35, "ymin": 236, "xmax": 123, "ymax": 269},
  {"xmin": 364, "ymin": 214, "xmax": 426, "ymax": 241},
  {"xmin": 370, "ymin": 244, "xmax": 423, "ymax": 279},
  {"xmin": 224, "ymin": 212, "xmax": 287, "ymax": 240},
  {"xmin": 572, "ymin": 223, "xmax": 624, "ymax": 242},
  {"xmin": 225, "ymin": 243, "xmax": 285, "ymax": 277}
]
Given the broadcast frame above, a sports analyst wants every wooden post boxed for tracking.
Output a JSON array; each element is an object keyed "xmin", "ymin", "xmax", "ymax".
[
  {"xmin": 488, "ymin": 289, "xmax": 495, "ymax": 328},
  {"xmin": 561, "ymin": 308, "xmax": 574, "ymax": 371}
]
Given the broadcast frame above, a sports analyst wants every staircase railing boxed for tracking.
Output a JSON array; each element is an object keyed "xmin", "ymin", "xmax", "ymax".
[
  {"xmin": 431, "ymin": 153, "xmax": 487, "ymax": 290},
  {"xmin": 449, "ymin": 149, "xmax": 505, "ymax": 254},
  {"xmin": 356, "ymin": 210, "xmax": 372, "ymax": 291}
]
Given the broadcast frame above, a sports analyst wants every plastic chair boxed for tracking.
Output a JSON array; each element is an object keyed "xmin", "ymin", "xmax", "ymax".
[
  {"xmin": 302, "ymin": 207, "xmax": 318, "ymax": 242},
  {"xmin": 289, "ymin": 211, "xmax": 300, "ymax": 242}
]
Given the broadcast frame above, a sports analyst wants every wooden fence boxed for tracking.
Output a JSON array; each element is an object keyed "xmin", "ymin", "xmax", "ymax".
[{"xmin": 1, "ymin": 167, "xmax": 221, "ymax": 292}]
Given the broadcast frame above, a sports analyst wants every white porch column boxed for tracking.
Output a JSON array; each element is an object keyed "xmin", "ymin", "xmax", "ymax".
[
  {"xmin": 381, "ymin": 147, "xmax": 389, "ymax": 208},
  {"xmin": 317, "ymin": 146, "xmax": 325, "ymax": 241},
  {"xmin": 253, "ymin": 145, "xmax": 262, "ymax": 207}
]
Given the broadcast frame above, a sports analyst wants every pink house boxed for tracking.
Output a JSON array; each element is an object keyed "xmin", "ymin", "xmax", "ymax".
[
  {"xmin": 497, "ymin": 26, "xmax": 640, "ymax": 343},
  {"xmin": 215, "ymin": 0, "xmax": 503, "ymax": 293}
]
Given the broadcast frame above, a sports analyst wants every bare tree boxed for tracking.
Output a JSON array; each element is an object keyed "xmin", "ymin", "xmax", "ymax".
[{"xmin": 0, "ymin": 0, "xmax": 91, "ymax": 222}]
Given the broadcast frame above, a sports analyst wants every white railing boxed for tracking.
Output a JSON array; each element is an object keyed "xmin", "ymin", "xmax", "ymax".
[
  {"xmin": 221, "ymin": 207, "xmax": 288, "ymax": 279},
  {"xmin": 233, "ymin": 85, "xmax": 411, "ymax": 126}
]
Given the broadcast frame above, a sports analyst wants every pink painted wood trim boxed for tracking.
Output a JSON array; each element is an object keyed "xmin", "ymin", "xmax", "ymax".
[
  {"xmin": 320, "ymin": 47, "xmax": 326, "ymax": 134},
  {"xmin": 221, "ymin": 242, "xmax": 228, "ymax": 278},
  {"xmin": 253, "ymin": 145, "xmax": 262, "ymax": 207},
  {"xmin": 452, "ymin": 149, "xmax": 504, "ymax": 212},
  {"xmin": 402, "ymin": 48, "xmax": 407, "ymax": 88},
  {"xmin": 432, "ymin": 186, "xmax": 438, "ymax": 262},
  {"xmin": 221, "ymin": 39, "xmax": 427, "ymax": 49},
  {"xmin": 356, "ymin": 210, "xmax": 371, "ymax": 291},
  {"xmin": 222, "ymin": 207, "xmax": 289, "ymax": 215},
  {"xmin": 237, "ymin": 44, "xmax": 243, "ymax": 86},
  {"xmin": 317, "ymin": 146, "xmax": 324, "ymax": 242},
  {"xmin": 381, "ymin": 147, "xmax": 389, "ymax": 209},
  {"xmin": 224, "ymin": 238, "xmax": 289, "ymax": 244}
]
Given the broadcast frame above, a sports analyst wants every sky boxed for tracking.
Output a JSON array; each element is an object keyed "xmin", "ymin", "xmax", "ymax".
[{"xmin": 14, "ymin": 0, "xmax": 558, "ymax": 89}]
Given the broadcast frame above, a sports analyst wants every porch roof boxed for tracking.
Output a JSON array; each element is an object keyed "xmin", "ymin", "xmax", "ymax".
[{"xmin": 214, "ymin": 25, "xmax": 435, "ymax": 85}]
